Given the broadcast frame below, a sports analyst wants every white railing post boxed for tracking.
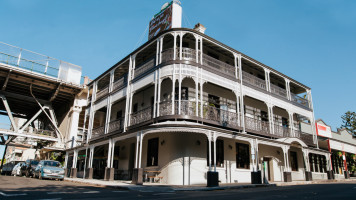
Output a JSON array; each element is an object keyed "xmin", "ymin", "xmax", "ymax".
[
  {"xmin": 236, "ymin": 54, "xmax": 245, "ymax": 133},
  {"xmin": 16, "ymin": 49, "xmax": 22, "ymax": 66}
]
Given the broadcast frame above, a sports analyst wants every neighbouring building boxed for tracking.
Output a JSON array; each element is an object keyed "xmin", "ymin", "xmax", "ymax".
[
  {"xmin": 316, "ymin": 119, "xmax": 356, "ymax": 179},
  {"xmin": 64, "ymin": 1, "xmax": 334, "ymax": 185}
]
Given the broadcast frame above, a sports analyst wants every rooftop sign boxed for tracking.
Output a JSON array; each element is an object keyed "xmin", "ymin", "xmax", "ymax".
[{"xmin": 148, "ymin": 1, "xmax": 182, "ymax": 40}]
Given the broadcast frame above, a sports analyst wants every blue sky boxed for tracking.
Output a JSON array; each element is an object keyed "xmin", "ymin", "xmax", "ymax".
[{"xmin": 1, "ymin": 0, "xmax": 356, "ymax": 156}]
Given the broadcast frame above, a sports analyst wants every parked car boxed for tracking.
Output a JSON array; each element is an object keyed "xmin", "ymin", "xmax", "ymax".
[
  {"xmin": 1, "ymin": 161, "xmax": 22, "ymax": 175},
  {"xmin": 11, "ymin": 162, "xmax": 25, "ymax": 176},
  {"xmin": 21, "ymin": 159, "xmax": 39, "ymax": 177},
  {"xmin": 34, "ymin": 160, "xmax": 64, "ymax": 180}
]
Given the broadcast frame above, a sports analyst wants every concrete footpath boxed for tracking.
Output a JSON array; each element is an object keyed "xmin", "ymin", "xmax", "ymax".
[
  {"xmin": 64, "ymin": 177, "xmax": 356, "ymax": 192},
  {"xmin": 273, "ymin": 178, "xmax": 356, "ymax": 186},
  {"xmin": 64, "ymin": 178, "xmax": 275, "ymax": 192}
]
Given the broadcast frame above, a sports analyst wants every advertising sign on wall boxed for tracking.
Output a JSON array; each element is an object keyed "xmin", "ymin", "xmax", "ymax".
[
  {"xmin": 316, "ymin": 122, "xmax": 332, "ymax": 138},
  {"xmin": 148, "ymin": 2, "xmax": 173, "ymax": 40}
]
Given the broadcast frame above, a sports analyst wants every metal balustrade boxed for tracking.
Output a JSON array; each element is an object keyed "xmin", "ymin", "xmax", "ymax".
[
  {"xmin": 109, "ymin": 118, "xmax": 124, "ymax": 133},
  {"xmin": 270, "ymin": 84, "xmax": 287, "ymax": 99},
  {"xmin": 112, "ymin": 76, "xmax": 127, "ymax": 91},
  {"xmin": 130, "ymin": 106, "xmax": 153, "ymax": 126},
  {"xmin": 134, "ymin": 57, "xmax": 155, "ymax": 79},
  {"xmin": 178, "ymin": 100, "xmax": 196, "ymax": 116},
  {"xmin": 96, "ymin": 86, "xmax": 109, "ymax": 100},
  {"xmin": 242, "ymin": 71, "xmax": 267, "ymax": 90},
  {"xmin": 273, "ymin": 124, "xmax": 290, "ymax": 137},
  {"xmin": 201, "ymin": 103, "xmax": 239, "ymax": 127},
  {"xmin": 244, "ymin": 116, "xmax": 270, "ymax": 134},
  {"xmin": 161, "ymin": 48, "xmax": 236, "ymax": 79},
  {"xmin": 291, "ymin": 92, "xmax": 309, "ymax": 108},
  {"xmin": 161, "ymin": 48, "xmax": 176, "ymax": 63},
  {"xmin": 91, "ymin": 126, "xmax": 105, "ymax": 139},
  {"xmin": 202, "ymin": 53, "xmax": 235, "ymax": 78},
  {"xmin": 159, "ymin": 101, "xmax": 173, "ymax": 116},
  {"xmin": 0, "ymin": 42, "xmax": 82, "ymax": 85}
]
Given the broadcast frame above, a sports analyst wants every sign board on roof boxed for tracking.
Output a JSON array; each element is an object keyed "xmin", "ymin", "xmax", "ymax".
[
  {"xmin": 316, "ymin": 122, "xmax": 332, "ymax": 138},
  {"xmin": 148, "ymin": 1, "xmax": 182, "ymax": 40}
]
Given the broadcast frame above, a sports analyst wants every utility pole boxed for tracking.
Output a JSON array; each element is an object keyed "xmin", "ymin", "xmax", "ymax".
[{"xmin": 0, "ymin": 144, "xmax": 8, "ymax": 170}]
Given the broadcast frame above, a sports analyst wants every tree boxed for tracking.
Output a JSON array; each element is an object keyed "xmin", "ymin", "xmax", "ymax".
[{"xmin": 341, "ymin": 111, "xmax": 356, "ymax": 136}]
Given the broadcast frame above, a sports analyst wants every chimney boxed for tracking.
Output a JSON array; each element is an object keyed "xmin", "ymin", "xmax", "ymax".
[{"xmin": 194, "ymin": 23, "xmax": 206, "ymax": 34}]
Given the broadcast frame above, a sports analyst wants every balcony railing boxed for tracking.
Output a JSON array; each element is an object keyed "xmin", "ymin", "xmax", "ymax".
[
  {"xmin": 242, "ymin": 71, "xmax": 267, "ymax": 91},
  {"xmin": 159, "ymin": 101, "xmax": 173, "ymax": 116},
  {"xmin": 130, "ymin": 106, "xmax": 153, "ymax": 126},
  {"xmin": 158, "ymin": 100, "xmax": 240, "ymax": 127},
  {"xmin": 201, "ymin": 103, "xmax": 240, "ymax": 127},
  {"xmin": 112, "ymin": 75, "xmax": 127, "ymax": 91},
  {"xmin": 181, "ymin": 47, "xmax": 197, "ymax": 61},
  {"xmin": 291, "ymin": 93, "xmax": 309, "ymax": 109},
  {"xmin": 96, "ymin": 87, "xmax": 109, "ymax": 100},
  {"xmin": 202, "ymin": 53, "xmax": 235, "ymax": 79},
  {"xmin": 109, "ymin": 118, "xmax": 124, "ymax": 133},
  {"xmin": 0, "ymin": 42, "xmax": 82, "ymax": 85},
  {"xmin": 161, "ymin": 48, "xmax": 236, "ymax": 79},
  {"xmin": 176, "ymin": 100, "xmax": 196, "ymax": 116},
  {"xmin": 300, "ymin": 131, "xmax": 315, "ymax": 146},
  {"xmin": 270, "ymin": 84, "xmax": 287, "ymax": 99},
  {"xmin": 273, "ymin": 124, "xmax": 290, "ymax": 137},
  {"xmin": 244, "ymin": 116, "xmax": 270, "ymax": 134},
  {"xmin": 91, "ymin": 126, "xmax": 105, "ymax": 139},
  {"xmin": 161, "ymin": 48, "xmax": 176, "ymax": 63},
  {"xmin": 134, "ymin": 57, "xmax": 155, "ymax": 79}
]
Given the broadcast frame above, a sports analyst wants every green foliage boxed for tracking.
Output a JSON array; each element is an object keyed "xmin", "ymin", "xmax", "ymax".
[
  {"xmin": 50, "ymin": 152, "xmax": 65, "ymax": 166},
  {"xmin": 341, "ymin": 111, "xmax": 356, "ymax": 136}
]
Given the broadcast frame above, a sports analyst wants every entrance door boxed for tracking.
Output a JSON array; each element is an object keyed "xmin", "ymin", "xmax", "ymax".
[
  {"xmin": 128, "ymin": 143, "xmax": 135, "ymax": 179},
  {"xmin": 263, "ymin": 158, "xmax": 271, "ymax": 181}
]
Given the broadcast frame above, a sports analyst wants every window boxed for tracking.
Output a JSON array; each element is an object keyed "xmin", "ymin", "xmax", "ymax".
[
  {"xmin": 261, "ymin": 111, "xmax": 268, "ymax": 122},
  {"xmin": 236, "ymin": 143, "xmax": 250, "ymax": 169},
  {"xmin": 282, "ymin": 117, "xmax": 289, "ymax": 128},
  {"xmin": 147, "ymin": 138, "xmax": 159, "ymax": 167},
  {"xmin": 116, "ymin": 110, "xmax": 122, "ymax": 119},
  {"xmin": 175, "ymin": 87, "xmax": 188, "ymax": 100},
  {"xmin": 207, "ymin": 51, "xmax": 219, "ymax": 60},
  {"xmin": 113, "ymin": 146, "xmax": 120, "ymax": 169},
  {"xmin": 290, "ymin": 151, "xmax": 298, "ymax": 171},
  {"xmin": 257, "ymin": 74, "xmax": 265, "ymax": 80},
  {"xmin": 309, "ymin": 154, "xmax": 314, "ymax": 172},
  {"xmin": 314, "ymin": 154, "xmax": 319, "ymax": 172},
  {"xmin": 133, "ymin": 103, "xmax": 138, "ymax": 113},
  {"xmin": 207, "ymin": 139, "xmax": 224, "ymax": 167},
  {"xmin": 309, "ymin": 153, "xmax": 327, "ymax": 173}
]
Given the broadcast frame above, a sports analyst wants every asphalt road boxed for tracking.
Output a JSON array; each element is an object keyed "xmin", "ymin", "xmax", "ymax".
[{"xmin": 1, "ymin": 175, "xmax": 356, "ymax": 200}]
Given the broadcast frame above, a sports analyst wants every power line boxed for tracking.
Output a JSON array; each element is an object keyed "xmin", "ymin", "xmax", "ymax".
[{"xmin": 133, "ymin": 24, "xmax": 149, "ymax": 51}]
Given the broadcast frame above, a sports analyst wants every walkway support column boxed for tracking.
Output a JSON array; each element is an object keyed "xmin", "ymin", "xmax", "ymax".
[
  {"xmin": 207, "ymin": 131, "xmax": 218, "ymax": 187},
  {"xmin": 343, "ymin": 151, "xmax": 350, "ymax": 179},
  {"xmin": 70, "ymin": 150, "xmax": 78, "ymax": 178},
  {"xmin": 303, "ymin": 149, "xmax": 312, "ymax": 181},
  {"xmin": 85, "ymin": 146, "xmax": 94, "ymax": 179},
  {"xmin": 132, "ymin": 132, "xmax": 143, "ymax": 185},
  {"xmin": 251, "ymin": 139, "xmax": 262, "ymax": 184},
  {"xmin": 326, "ymin": 140, "xmax": 334, "ymax": 180},
  {"xmin": 104, "ymin": 139, "xmax": 115, "ymax": 181},
  {"xmin": 283, "ymin": 145, "xmax": 292, "ymax": 182}
]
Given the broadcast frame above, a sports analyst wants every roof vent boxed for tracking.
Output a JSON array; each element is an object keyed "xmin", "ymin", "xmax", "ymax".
[{"xmin": 194, "ymin": 23, "xmax": 206, "ymax": 34}]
